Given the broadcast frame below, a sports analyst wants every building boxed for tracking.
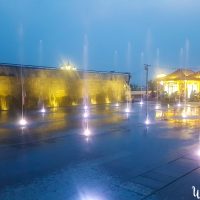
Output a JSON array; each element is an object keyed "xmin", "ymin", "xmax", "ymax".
[
  {"xmin": 0, "ymin": 63, "xmax": 131, "ymax": 110},
  {"xmin": 156, "ymin": 69, "xmax": 200, "ymax": 100}
]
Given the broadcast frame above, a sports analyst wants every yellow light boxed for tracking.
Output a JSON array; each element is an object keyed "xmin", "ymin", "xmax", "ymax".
[
  {"xmin": 105, "ymin": 97, "xmax": 110, "ymax": 104},
  {"xmin": 60, "ymin": 63, "xmax": 77, "ymax": 71},
  {"xmin": 157, "ymin": 74, "xmax": 166, "ymax": 78},
  {"xmin": 91, "ymin": 98, "xmax": 97, "ymax": 105},
  {"xmin": 72, "ymin": 102, "xmax": 78, "ymax": 106}
]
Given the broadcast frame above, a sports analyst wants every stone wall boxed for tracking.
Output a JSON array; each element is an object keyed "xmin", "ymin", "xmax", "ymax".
[{"xmin": 0, "ymin": 64, "xmax": 131, "ymax": 110}]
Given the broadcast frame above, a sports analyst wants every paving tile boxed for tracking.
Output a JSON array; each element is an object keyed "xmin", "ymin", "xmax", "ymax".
[
  {"xmin": 142, "ymin": 171, "xmax": 175, "ymax": 184},
  {"xmin": 151, "ymin": 168, "xmax": 200, "ymax": 200},
  {"xmin": 119, "ymin": 182, "xmax": 153, "ymax": 196},
  {"xmin": 132, "ymin": 176, "xmax": 165, "ymax": 190},
  {"xmin": 155, "ymin": 158, "xmax": 199, "ymax": 178}
]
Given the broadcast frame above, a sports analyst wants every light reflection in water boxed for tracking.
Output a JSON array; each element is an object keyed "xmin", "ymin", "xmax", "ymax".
[
  {"xmin": 196, "ymin": 134, "xmax": 200, "ymax": 157},
  {"xmin": 155, "ymin": 104, "xmax": 200, "ymax": 128},
  {"xmin": 40, "ymin": 106, "xmax": 46, "ymax": 113},
  {"xmin": 79, "ymin": 191, "xmax": 104, "ymax": 200},
  {"xmin": 18, "ymin": 117, "xmax": 28, "ymax": 127},
  {"xmin": 0, "ymin": 104, "xmax": 127, "ymax": 145},
  {"xmin": 145, "ymin": 117, "xmax": 150, "ymax": 125}
]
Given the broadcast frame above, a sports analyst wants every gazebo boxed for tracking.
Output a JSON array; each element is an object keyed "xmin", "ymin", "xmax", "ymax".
[{"xmin": 157, "ymin": 69, "xmax": 200, "ymax": 99}]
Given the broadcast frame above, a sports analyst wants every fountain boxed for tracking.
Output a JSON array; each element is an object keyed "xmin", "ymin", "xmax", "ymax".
[
  {"xmin": 124, "ymin": 42, "xmax": 132, "ymax": 113},
  {"xmin": 144, "ymin": 64, "xmax": 151, "ymax": 125},
  {"xmin": 155, "ymin": 48, "xmax": 160, "ymax": 110},
  {"xmin": 196, "ymin": 134, "xmax": 200, "ymax": 157},
  {"xmin": 18, "ymin": 65, "xmax": 27, "ymax": 127},
  {"xmin": 145, "ymin": 117, "xmax": 150, "ymax": 125},
  {"xmin": 139, "ymin": 52, "xmax": 144, "ymax": 106},
  {"xmin": 18, "ymin": 24, "xmax": 27, "ymax": 127},
  {"xmin": 40, "ymin": 105, "xmax": 46, "ymax": 113},
  {"xmin": 115, "ymin": 103, "xmax": 119, "ymax": 107}
]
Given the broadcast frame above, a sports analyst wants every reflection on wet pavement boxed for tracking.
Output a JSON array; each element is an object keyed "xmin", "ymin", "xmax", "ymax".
[{"xmin": 0, "ymin": 102, "xmax": 200, "ymax": 200}]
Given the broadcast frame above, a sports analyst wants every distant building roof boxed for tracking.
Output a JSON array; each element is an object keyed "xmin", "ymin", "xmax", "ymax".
[{"xmin": 157, "ymin": 69, "xmax": 196, "ymax": 81}]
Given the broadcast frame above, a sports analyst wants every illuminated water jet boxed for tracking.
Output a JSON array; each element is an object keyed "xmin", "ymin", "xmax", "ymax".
[
  {"xmin": 145, "ymin": 117, "xmax": 150, "ymax": 125},
  {"xmin": 196, "ymin": 149, "xmax": 200, "ymax": 157},
  {"xmin": 115, "ymin": 103, "xmax": 119, "ymax": 107},
  {"xmin": 139, "ymin": 100, "xmax": 144, "ymax": 105},
  {"xmin": 84, "ymin": 128, "xmax": 91, "ymax": 137},
  {"xmin": 155, "ymin": 104, "xmax": 160, "ymax": 110},
  {"xmin": 177, "ymin": 103, "xmax": 181, "ymax": 107},
  {"xmin": 40, "ymin": 107, "xmax": 46, "ymax": 113},
  {"xmin": 83, "ymin": 111, "xmax": 89, "ymax": 118},
  {"xmin": 125, "ymin": 107, "xmax": 130, "ymax": 113},
  {"xmin": 84, "ymin": 105, "xmax": 88, "ymax": 110},
  {"xmin": 19, "ymin": 118, "xmax": 27, "ymax": 126},
  {"xmin": 182, "ymin": 111, "xmax": 187, "ymax": 118}
]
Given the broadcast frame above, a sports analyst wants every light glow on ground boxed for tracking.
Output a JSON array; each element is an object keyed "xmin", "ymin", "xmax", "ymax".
[{"xmin": 19, "ymin": 118, "xmax": 27, "ymax": 126}]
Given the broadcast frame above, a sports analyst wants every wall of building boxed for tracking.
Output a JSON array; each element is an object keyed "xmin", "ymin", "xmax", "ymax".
[{"xmin": 0, "ymin": 64, "xmax": 131, "ymax": 111}]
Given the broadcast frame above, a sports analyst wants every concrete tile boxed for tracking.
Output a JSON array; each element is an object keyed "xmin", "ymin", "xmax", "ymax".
[
  {"xmin": 155, "ymin": 158, "xmax": 199, "ymax": 178},
  {"xmin": 152, "ymin": 168, "xmax": 200, "ymax": 200},
  {"xmin": 119, "ymin": 181, "xmax": 153, "ymax": 196},
  {"xmin": 142, "ymin": 171, "xmax": 175, "ymax": 184},
  {"xmin": 133, "ymin": 176, "xmax": 165, "ymax": 190}
]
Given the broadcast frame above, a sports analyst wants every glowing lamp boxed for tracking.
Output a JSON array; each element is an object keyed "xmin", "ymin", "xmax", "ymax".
[
  {"xmin": 139, "ymin": 101, "xmax": 144, "ymax": 105},
  {"xmin": 115, "ymin": 103, "xmax": 119, "ymax": 107},
  {"xmin": 182, "ymin": 112, "xmax": 187, "ymax": 118},
  {"xmin": 84, "ymin": 128, "xmax": 91, "ymax": 137},
  {"xmin": 155, "ymin": 104, "xmax": 160, "ymax": 109},
  {"xmin": 83, "ymin": 111, "xmax": 89, "ymax": 118},
  {"xmin": 125, "ymin": 107, "xmax": 130, "ymax": 113},
  {"xmin": 19, "ymin": 118, "xmax": 27, "ymax": 126},
  {"xmin": 40, "ymin": 107, "xmax": 46, "ymax": 113},
  {"xmin": 145, "ymin": 117, "xmax": 150, "ymax": 125},
  {"xmin": 197, "ymin": 149, "xmax": 200, "ymax": 157},
  {"xmin": 177, "ymin": 103, "xmax": 181, "ymax": 107},
  {"xmin": 157, "ymin": 74, "xmax": 166, "ymax": 78}
]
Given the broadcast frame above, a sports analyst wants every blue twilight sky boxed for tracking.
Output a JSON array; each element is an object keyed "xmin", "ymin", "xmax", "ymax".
[{"xmin": 0, "ymin": 0, "xmax": 200, "ymax": 83}]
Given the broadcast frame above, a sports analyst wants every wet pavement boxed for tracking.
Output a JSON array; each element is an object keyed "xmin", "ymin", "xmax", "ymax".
[{"xmin": 0, "ymin": 103, "xmax": 200, "ymax": 200}]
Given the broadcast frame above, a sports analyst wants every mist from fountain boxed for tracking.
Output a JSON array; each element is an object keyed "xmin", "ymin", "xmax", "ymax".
[
  {"xmin": 82, "ymin": 34, "xmax": 91, "ymax": 138},
  {"xmin": 18, "ymin": 24, "xmax": 27, "ymax": 127},
  {"xmin": 83, "ymin": 34, "xmax": 89, "ymax": 109},
  {"xmin": 144, "ymin": 30, "xmax": 152, "ymax": 125},
  {"xmin": 38, "ymin": 39, "xmax": 47, "ymax": 114},
  {"xmin": 155, "ymin": 48, "xmax": 160, "ymax": 109},
  {"xmin": 183, "ymin": 39, "xmax": 190, "ymax": 111},
  {"xmin": 140, "ymin": 52, "xmax": 144, "ymax": 106},
  {"xmin": 124, "ymin": 42, "xmax": 132, "ymax": 113}
]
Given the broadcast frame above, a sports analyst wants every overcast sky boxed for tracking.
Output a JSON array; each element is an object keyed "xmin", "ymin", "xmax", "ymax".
[{"xmin": 0, "ymin": 0, "xmax": 200, "ymax": 83}]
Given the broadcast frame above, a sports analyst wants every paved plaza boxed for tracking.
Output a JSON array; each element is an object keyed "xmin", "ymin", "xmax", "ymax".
[{"xmin": 0, "ymin": 103, "xmax": 200, "ymax": 199}]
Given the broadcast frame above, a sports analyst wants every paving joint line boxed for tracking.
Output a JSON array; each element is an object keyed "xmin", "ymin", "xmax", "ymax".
[{"xmin": 141, "ymin": 166, "xmax": 200, "ymax": 199}]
